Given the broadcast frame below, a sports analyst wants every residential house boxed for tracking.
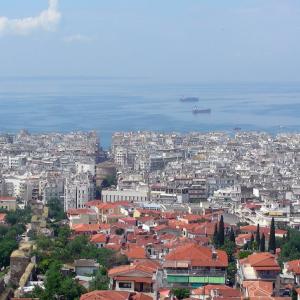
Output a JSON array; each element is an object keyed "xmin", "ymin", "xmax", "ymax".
[
  {"xmin": 74, "ymin": 259, "xmax": 100, "ymax": 276},
  {"xmin": 191, "ymin": 284, "xmax": 242, "ymax": 299},
  {"xmin": 161, "ymin": 243, "xmax": 228, "ymax": 288},
  {"xmin": 90, "ymin": 233, "xmax": 108, "ymax": 248},
  {"xmin": 237, "ymin": 252, "xmax": 281, "ymax": 287},
  {"xmin": 67, "ymin": 208, "xmax": 98, "ymax": 227},
  {"xmin": 108, "ymin": 260, "xmax": 158, "ymax": 294},
  {"xmin": 284, "ymin": 259, "xmax": 300, "ymax": 284}
]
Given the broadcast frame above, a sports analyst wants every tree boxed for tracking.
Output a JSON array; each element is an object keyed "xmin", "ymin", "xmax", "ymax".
[
  {"xmin": 227, "ymin": 261, "xmax": 237, "ymax": 286},
  {"xmin": 47, "ymin": 198, "xmax": 65, "ymax": 221},
  {"xmin": 171, "ymin": 288, "xmax": 190, "ymax": 300},
  {"xmin": 101, "ymin": 175, "xmax": 117, "ymax": 189},
  {"xmin": 115, "ymin": 228, "xmax": 125, "ymax": 235},
  {"xmin": 213, "ymin": 223, "xmax": 218, "ymax": 246},
  {"xmin": 26, "ymin": 261, "xmax": 86, "ymax": 300},
  {"xmin": 268, "ymin": 217, "xmax": 276, "ymax": 253},
  {"xmin": 250, "ymin": 233, "xmax": 254, "ymax": 245},
  {"xmin": 255, "ymin": 224, "xmax": 261, "ymax": 249},
  {"xmin": 0, "ymin": 239, "xmax": 18, "ymax": 267},
  {"xmin": 218, "ymin": 215, "xmax": 225, "ymax": 246},
  {"xmin": 260, "ymin": 233, "xmax": 266, "ymax": 252},
  {"xmin": 90, "ymin": 267, "xmax": 109, "ymax": 291},
  {"xmin": 229, "ymin": 227, "xmax": 235, "ymax": 243},
  {"xmin": 292, "ymin": 288, "xmax": 298, "ymax": 300},
  {"xmin": 238, "ymin": 250, "xmax": 252, "ymax": 259}
]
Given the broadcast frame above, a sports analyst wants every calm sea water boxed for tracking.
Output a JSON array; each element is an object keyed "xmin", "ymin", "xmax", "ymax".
[{"xmin": 0, "ymin": 77, "xmax": 299, "ymax": 148}]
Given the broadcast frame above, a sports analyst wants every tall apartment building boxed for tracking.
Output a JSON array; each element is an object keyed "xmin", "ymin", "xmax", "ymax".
[{"xmin": 64, "ymin": 174, "xmax": 95, "ymax": 211}]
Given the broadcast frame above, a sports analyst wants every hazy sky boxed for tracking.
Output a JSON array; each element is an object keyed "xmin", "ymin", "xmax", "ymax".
[{"xmin": 0, "ymin": 0, "xmax": 300, "ymax": 82}]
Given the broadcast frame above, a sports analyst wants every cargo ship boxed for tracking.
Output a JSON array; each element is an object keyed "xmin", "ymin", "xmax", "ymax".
[
  {"xmin": 180, "ymin": 97, "xmax": 199, "ymax": 102},
  {"xmin": 192, "ymin": 107, "xmax": 211, "ymax": 114}
]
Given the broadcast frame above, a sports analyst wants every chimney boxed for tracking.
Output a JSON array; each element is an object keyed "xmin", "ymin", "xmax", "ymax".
[{"xmin": 212, "ymin": 247, "xmax": 217, "ymax": 260}]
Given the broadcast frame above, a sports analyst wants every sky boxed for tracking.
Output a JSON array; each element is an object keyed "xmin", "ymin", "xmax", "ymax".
[{"xmin": 0, "ymin": 0, "xmax": 300, "ymax": 82}]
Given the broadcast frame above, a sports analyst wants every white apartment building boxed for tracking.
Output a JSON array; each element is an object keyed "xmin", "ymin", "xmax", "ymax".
[{"xmin": 64, "ymin": 175, "xmax": 95, "ymax": 211}]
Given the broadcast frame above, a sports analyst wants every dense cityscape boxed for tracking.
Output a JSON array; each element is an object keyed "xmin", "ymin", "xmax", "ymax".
[{"xmin": 0, "ymin": 130, "xmax": 299, "ymax": 299}]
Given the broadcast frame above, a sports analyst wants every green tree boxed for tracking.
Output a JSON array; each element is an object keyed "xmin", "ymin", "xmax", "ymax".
[
  {"xmin": 255, "ymin": 224, "xmax": 260, "ymax": 249},
  {"xmin": 90, "ymin": 267, "xmax": 109, "ymax": 291},
  {"xmin": 115, "ymin": 228, "xmax": 125, "ymax": 235},
  {"xmin": 101, "ymin": 175, "xmax": 117, "ymax": 188},
  {"xmin": 26, "ymin": 262, "xmax": 86, "ymax": 300},
  {"xmin": 229, "ymin": 227, "xmax": 235, "ymax": 243},
  {"xmin": 47, "ymin": 198, "xmax": 65, "ymax": 221},
  {"xmin": 171, "ymin": 288, "xmax": 190, "ymax": 299},
  {"xmin": 268, "ymin": 217, "xmax": 276, "ymax": 253},
  {"xmin": 250, "ymin": 233, "xmax": 254, "ymax": 248},
  {"xmin": 0, "ymin": 239, "xmax": 18, "ymax": 267},
  {"xmin": 238, "ymin": 250, "xmax": 252, "ymax": 259},
  {"xmin": 227, "ymin": 261, "xmax": 237, "ymax": 286},
  {"xmin": 213, "ymin": 223, "xmax": 218, "ymax": 246},
  {"xmin": 260, "ymin": 233, "xmax": 266, "ymax": 252},
  {"xmin": 218, "ymin": 215, "xmax": 225, "ymax": 246},
  {"xmin": 292, "ymin": 289, "xmax": 298, "ymax": 300}
]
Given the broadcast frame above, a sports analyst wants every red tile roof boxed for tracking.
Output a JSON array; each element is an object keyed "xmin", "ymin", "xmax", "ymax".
[
  {"xmin": 192, "ymin": 284, "xmax": 242, "ymax": 298},
  {"xmin": 286, "ymin": 259, "xmax": 300, "ymax": 275},
  {"xmin": 240, "ymin": 252, "xmax": 280, "ymax": 271},
  {"xmin": 85, "ymin": 200, "xmax": 103, "ymax": 207},
  {"xmin": 90, "ymin": 233, "xmax": 107, "ymax": 243},
  {"xmin": 80, "ymin": 291, "xmax": 151, "ymax": 300},
  {"xmin": 108, "ymin": 260, "xmax": 159, "ymax": 277},
  {"xmin": 165, "ymin": 242, "xmax": 228, "ymax": 268},
  {"xmin": 123, "ymin": 245, "xmax": 146, "ymax": 260},
  {"xmin": 0, "ymin": 196, "xmax": 16, "ymax": 201},
  {"xmin": 72, "ymin": 224, "xmax": 101, "ymax": 233},
  {"xmin": 243, "ymin": 281, "xmax": 273, "ymax": 297},
  {"xmin": 67, "ymin": 208, "xmax": 96, "ymax": 215}
]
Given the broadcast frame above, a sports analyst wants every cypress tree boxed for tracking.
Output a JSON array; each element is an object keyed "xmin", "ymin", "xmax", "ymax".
[
  {"xmin": 229, "ymin": 227, "xmax": 235, "ymax": 243},
  {"xmin": 255, "ymin": 224, "xmax": 261, "ymax": 249},
  {"xmin": 260, "ymin": 233, "xmax": 266, "ymax": 252},
  {"xmin": 213, "ymin": 223, "xmax": 218, "ymax": 246},
  {"xmin": 218, "ymin": 215, "xmax": 225, "ymax": 246},
  {"xmin": 287, "ymin": 229, "xmax": 290, "ymax": 242},
  {"xmin": 250, "ymin": 233, "xmax": 254, "ymax": 249},
  {"xmin": 268, "ymin": 217, "xmax": 276, "ymax": 253}
]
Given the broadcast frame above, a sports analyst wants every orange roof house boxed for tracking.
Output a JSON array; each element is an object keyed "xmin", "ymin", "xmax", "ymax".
[
  {"xmin": 192, "ymin": 284, "xmax": 242, "ymax": 299},
  {"xmin": 242, "ymin": 280, "xmax": 273, "ymax": 298},
  {"xmin": 285, "ymin": 259, "xmax": 300, "ymax": 275},
  {"xmin": 108, "ymin": 260, "xmax": 158, "ymax": 294},
  {"xmin": 90, "ymin": 233, "xmax": 108, "ymax": 248},
  {"xmin": 237, "ymin": 252, "xmax": 280, "ymax": 284},
  {"xmin": 284, "ymin": 259, "xmax": 300, "ymax": 285},
  {"xmin": 163, "ymin": 243, "xmax": 228, "ymax": 288},
  {"xmin": 164, "ymin": 242, "xmax": 228, "ymax": 268}
]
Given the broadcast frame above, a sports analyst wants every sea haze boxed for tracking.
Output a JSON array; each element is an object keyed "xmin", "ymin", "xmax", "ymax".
[{"xmin": 0, "ymin": 78, "xmax": 299, "ymax": 148}]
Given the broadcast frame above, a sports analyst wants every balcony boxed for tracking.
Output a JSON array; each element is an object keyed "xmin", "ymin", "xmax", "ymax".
[{"xmin": 166, "ymin": 269, "xmax": 226, "ymax": 277}]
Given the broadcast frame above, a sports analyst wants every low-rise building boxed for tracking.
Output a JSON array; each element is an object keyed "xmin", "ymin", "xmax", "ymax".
[{"xmin": 161, "ymin": 243, "xmax": 228, "ymax": 288}]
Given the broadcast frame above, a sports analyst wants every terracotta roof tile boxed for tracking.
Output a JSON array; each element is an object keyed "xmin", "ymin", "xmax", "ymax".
[{"xmin": 165, "ymin": 242, "xmax": 228, "ymax": 267}]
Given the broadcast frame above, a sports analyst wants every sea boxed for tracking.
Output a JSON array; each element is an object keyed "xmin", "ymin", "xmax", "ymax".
[{"xmin": 0, "ymin": 77, "xmax": 299, "ymax": 149}]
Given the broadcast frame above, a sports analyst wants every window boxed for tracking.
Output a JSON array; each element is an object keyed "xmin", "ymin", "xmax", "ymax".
[{"xmin": 119, "ymin": 282, "xmax": 132, "ymax": 289}]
